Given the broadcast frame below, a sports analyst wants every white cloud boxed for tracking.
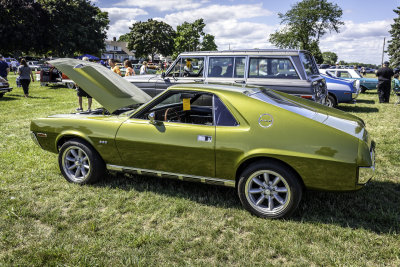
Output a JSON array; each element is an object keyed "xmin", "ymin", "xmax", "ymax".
[
  {"xmin": 114, "ymin": 0, "xmax": 207, "ymax": 11},
  {"xmin": 320, "ymin": 20, "xmax": 392, "ymax": 64},
  {"xmin": 155, "ymin": 4, "xmax": 273, "ymax": 27},
  {"xmin": 101, "ymin": 7, "xmax": 148, "ymax": 38}
]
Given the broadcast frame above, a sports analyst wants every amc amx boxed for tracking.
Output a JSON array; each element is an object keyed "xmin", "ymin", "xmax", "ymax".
[{"xmin": 30, "ymin": 59, "xmax": 375, "ymax": 219}]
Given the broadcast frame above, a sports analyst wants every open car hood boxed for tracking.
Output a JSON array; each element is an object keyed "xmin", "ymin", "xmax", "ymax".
[{"xmin": 50, "ymin": 58, "xmax": 152, "ymax": 113}]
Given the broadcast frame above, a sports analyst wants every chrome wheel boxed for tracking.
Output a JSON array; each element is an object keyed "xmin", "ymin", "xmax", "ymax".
[
  {"xmin": 61, "ymin": 146, "xmax": 91, "ymax": 182},
  {"xmin": 244, "ymin": 170, "xmax": 291, "ymax": 216}
]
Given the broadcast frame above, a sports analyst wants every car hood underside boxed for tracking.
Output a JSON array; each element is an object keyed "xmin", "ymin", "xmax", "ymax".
[{"xmin": 50, "ymin": 58, "xmax": 152, "ymax": 113}]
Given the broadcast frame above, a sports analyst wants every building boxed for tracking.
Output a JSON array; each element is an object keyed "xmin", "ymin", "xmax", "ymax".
[{"xmin": 101, "ymin": 37, "xmax": 136, "ymax": 62}]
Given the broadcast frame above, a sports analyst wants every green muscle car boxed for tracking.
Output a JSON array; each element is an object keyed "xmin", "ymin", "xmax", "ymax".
[{"xmin": 30, "ymin": 59, "xmax": 375, "ymax": 219}]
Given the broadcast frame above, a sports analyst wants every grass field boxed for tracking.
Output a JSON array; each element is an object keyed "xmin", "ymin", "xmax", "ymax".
[{"xmin": 1, "ymin": 73, "xmax": 399, "ymax": 266}]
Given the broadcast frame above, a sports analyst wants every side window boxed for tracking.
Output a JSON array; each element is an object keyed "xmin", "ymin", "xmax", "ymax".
[
  {"xmin": 208, "ymin": 57, "xmax": 234, "ymax": 78},
  {"xmin": 136, "ymin": 91, "xmax": 213, "ymax": 125},
  {"xmin": 214, "ymin": 96, "xmax": 239, "ymax": 126},
  {"xmin": 167, "ymin": 57, "xmax": 204, "ymax": 78},
  {"xmin": 337, "ymin": 71, "xmax": 351, "ymax": 78},
  {"xmin": 234, "ymin": 57, "xmax": 245, "ymax": 78},
  {"xmin": 167, "ymin": 59, "xmax": 182, "ymax": 78},
  {"xmin": 248, "ymin": 58, "xmax": 299, "ymax": 79}
]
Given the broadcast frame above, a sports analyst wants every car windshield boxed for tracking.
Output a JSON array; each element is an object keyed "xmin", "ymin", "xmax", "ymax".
[
  {"xmin": 299, "ymin": 52, "xmax": 319, "ymax": 77},
  {"xmin": 250, "ymin": 89, "xmax": 317, "ymax": 119}
]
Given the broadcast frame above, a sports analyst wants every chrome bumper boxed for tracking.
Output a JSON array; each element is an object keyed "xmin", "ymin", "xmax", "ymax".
[{"xmin": 358, "ymin": 148, "xmax": 375, "ymax": 185}]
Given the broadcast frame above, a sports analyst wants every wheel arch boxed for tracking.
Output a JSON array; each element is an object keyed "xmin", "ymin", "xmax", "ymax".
[
  {"xmin": 328, "ymin": 92, "xmax": 338, "ymax": 105},
  {"xmin": 56, "ymin": 132, "xmax": 96, "ymax": 152},
  {"xmin": 235, "ymin": 156, "xmax": 305, "ymax": 189}
]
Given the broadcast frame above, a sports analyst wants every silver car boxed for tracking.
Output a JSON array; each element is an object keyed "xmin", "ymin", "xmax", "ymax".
[{"xmin": 125, "ymin": 49, "xmax": 327, "ymax": 104}]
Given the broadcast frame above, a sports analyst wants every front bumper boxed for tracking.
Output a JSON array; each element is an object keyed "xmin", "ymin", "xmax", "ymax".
[
  {"xmin": 0, "ymin": 86, "xmax": 13, "ymax": 93},
  {"xmin": 357, "ymin": 148, "xmax": 375, "ymax": 185}
]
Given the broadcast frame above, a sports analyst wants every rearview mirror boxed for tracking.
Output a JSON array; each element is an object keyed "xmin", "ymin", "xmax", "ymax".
[{"xmin": 148, "ymin": 112, "xmax": 156, "ymax": 124}]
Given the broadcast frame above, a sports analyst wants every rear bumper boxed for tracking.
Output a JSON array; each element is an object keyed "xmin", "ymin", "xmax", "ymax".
[
  {"xmin": 357, "ymin": 148, "xmax": 375, "ymax": 185},
  {"xmin": 0, "ymin": 87, "xmax": 13, "ymax": 93}
]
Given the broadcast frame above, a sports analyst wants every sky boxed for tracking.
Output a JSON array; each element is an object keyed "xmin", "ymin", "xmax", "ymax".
[{"xmin": 94, "ymin": 0, "xmax": 399, "ymax": 64}]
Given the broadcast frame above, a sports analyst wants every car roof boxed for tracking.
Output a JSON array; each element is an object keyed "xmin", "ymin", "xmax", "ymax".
[
  {"xmin": 179, "ymin": 49, "xmax": 308, "ymax": 57},
  {"xmin": 168, "ymin": 83, "xmax": 262, "ymax": 95}
]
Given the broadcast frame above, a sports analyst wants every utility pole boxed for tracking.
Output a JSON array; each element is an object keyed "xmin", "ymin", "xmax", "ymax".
[{"xmin": 381, "ymin": 37, "xmax": 386, "ymax": 66}]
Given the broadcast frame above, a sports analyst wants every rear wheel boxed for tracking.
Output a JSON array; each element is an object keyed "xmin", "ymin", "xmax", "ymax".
[
  {"xmin": 58, "ymin": 139, "xmax": 106, "ymax": 184},
  {"xmin": 238, "ymin": 161, "xmax": 302, "ymax": 219},
  {"xmin": 326, "ymin": 94, "xmax": 337, "ymax": 108},
  {"xmin": 360, "ymin": 87, "xmax": 367, "ymax": 93}
]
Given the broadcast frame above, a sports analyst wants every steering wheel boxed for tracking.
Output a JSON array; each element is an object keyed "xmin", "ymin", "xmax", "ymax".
[{"xmin": 164, "ymin": 108, "xmax": 181, "ymax": 122}]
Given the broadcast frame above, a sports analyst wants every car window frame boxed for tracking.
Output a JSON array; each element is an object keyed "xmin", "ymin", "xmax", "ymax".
[
  {"xmin": 205, "ymin": 56, "xmax": 247, "ymax": 79},
  {"xmin": 166, "ymin": 56, "xmax": 205, "ymax": 78},
  {"xmin": 213, "ymin": 95, "xmax": 240, "ymax": 127},
  {"xmin": 247, "ymin": 56, "xmax": 301, "ymax": 80}
]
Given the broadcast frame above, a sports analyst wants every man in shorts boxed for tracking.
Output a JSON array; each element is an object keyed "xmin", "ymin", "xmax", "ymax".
[{"xmin": 76, "ymin": 57, "xmax": 92, "ymax": 112}]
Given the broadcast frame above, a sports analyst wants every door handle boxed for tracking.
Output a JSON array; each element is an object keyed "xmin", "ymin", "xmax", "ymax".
[
  {"xmin": 234, "ymin": 80, "xmax": 246, "ymax": 84},
  {"xmin": 194, "ymin": 79, "xmax": 204, "ymax": 82},
  {"xmin": 197, "ymin": 135, "xmax": 212, "ymax": 142}
]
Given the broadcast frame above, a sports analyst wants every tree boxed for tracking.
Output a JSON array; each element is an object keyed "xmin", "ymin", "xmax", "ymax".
[
  {"xmin": 200, "ymin": 34, "xmax": 217, "ymax": 51},
  {"xmin": 269, "ymin": 0, "xmax": 343, "ymax": 63},
  {"xmin": 0, "ymin": 0, "xmax": 50, "ymax": 56},
  {"xmin": 388, "ymin": 6, "xmax": 400, "ymax": 67},
  {"xmin": 126, "ymin": 19, "xmax": 175, "ymax": 61},
  {"xmin": 118, "ymin": 33, "xmax": 130, "ymax": 42},
  {"xmin": 40, "ymin": 0, "xmax": 109, "ymax": 57},
  {"xmin": 173, "ymin": 19, "xmax": 217, "ymax": 58},
  {"xmin": 322, "ymin": 51, "xmax": 338, "ymax": 64}
]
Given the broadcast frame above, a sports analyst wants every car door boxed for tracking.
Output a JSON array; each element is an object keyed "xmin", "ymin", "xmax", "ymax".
[
  {"xmin": 206, "ymin": 56, "xmax": 246, "ymax": 85},
  {"xmin": 155, "ymin": 57, "xmax": 205, "ymax": 95},
  {"xmin": 115, "ymin": 90, "xmax": 215, "ymax": 178}
]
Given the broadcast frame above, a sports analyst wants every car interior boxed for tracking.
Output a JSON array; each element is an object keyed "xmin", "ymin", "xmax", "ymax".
[{"xmin": 137, "ymin": 92, "xmax": 214, "ymax": 125}]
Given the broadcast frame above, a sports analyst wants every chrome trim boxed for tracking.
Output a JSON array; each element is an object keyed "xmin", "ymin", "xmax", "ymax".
[
  {"xmin": 106, "ymin": 164, "xmax": 235, "ymax": 187},
  {"xmin": 358, "ymin": 148, "xmax": 375, "ymax": 185},
  {"xmin": 258, "ymin": 113, "xmax": 273, "ymax": 128},
  {"xmin": 30, "ymin": 131, "xmax": 42, "ymax": 148}
]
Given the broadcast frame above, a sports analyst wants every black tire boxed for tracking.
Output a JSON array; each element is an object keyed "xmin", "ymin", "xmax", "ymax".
[
  {"xmin": 238, "ymin": 161, "xmax": 302, "ymax": 219},
  {"xmin": 0, "ymin": 93, "xmax": 4, "ymax": 98},
  {"xmin": 326, "ymin": 94, "xmax": 337, "ymax": 108},
  {"xmin": 58, "ymin": 139, "xmax": 106, "ymax": 184},
  {"xmin": 360, "ymin": 87, "xmax": 367, "ymax": 93}
]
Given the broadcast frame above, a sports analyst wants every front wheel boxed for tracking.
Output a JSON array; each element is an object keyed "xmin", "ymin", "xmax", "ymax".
[
  {"xmin": 326, "ymin": 94, "xmax": 337, "ymax": 108},
  {"xmin": 58, "ymin": 139, "xmax": 106, "ymax": 184},
  {"xmin": 238, "ymin": 161, "xmax": 302, "ymax": 219},
  {"xmin": 360, "ymin": 87, "xmax": 367, "ymax": 93}
]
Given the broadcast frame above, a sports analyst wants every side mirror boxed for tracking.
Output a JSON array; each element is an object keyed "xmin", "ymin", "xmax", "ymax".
[
  {"xmin": 161, "ymin": 72, "xmax": 166, "ymax": 78},
  {"xmin": 148, "ymin": 112, "xmax": 156, "ymax": 124}
]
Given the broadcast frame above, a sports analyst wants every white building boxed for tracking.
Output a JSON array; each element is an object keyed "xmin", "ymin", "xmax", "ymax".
[{"xmin": 102, "ymin": 37, "xmax": 136, "ymax": 62}]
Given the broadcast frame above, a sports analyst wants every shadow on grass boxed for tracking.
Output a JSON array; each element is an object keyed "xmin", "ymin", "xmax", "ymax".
[
  {"xmin": 338, "ymin": 106, "xmax": 379, "ymax": 113},
  {"xmin": 0, "ymin": 96, "xmax": 19, "ymax": 101},
  {"xmin": 97, "ymin": 174, "xmax": 399, "ymax": 234},
  {"xmin": 6, "ymin": 93, "xmax": 51, "ymax": 99},
  {"xmin": 356, "ymin": 99, "xmax": 376, "ymax": 104}
]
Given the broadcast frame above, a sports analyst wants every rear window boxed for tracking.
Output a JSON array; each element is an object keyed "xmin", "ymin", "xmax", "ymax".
[
  {"xmin": 250, "ymin": 89, "xmax": 316, "ymax": 119},
  {"xmin": 248, "ymin": 58, "xmax": 299, "ymax": 79}
]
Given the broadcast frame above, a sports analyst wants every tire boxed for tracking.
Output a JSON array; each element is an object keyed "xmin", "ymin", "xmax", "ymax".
[
  {"xmin": 326, "ymin": 94, "xmax": 337, "ymax": 108},
  {"xmin": 58, "ymin": 139, "xmax": 106, "ymax": 184},
  {"xmin": 0, "ymin": 93, "xmax": 4, "ymax": 98},
  {"xmin": 66, "ymin": 82, "xmax": 75, "ymax": 89},
  {"xmin": 238, "ymin": 161, "xmax": 302, "ymax": 219},
  {"xmin": 360, "ymin": 87, "xmax": 367, "ymax": 93}
]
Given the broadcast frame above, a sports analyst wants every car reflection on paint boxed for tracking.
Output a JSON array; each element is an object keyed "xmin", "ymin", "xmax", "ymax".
[{"xmin": 30, "ymin": 58, "xmax": 375, "ymax": 219}]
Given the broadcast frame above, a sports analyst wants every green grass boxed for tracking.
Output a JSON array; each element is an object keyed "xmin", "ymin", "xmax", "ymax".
[{"xmin": 1, "ymin": 74, "xmax": 399, "ymax": 266}]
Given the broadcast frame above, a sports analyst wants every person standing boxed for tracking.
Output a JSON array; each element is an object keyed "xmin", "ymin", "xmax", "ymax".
[
  {"xmin": 376, "ymin": 61, "xmax": 394, "ymax": 103},
  {"xmin": 0, "ymin": 55, "xmax": 10, "ymax": 80},
  {"xmin": 10, "ymin": 59, "xmax": 18, "ymax": 74},
  {"xmin": 124, "ymin": 60, "xmax": 135, "ymax": 76},
  {"xmin": 140, "ymin": 61, "xmax": 148, "ymax": 75},
  {"xmin": 108, "ymin": 59, "xmax": 121, "ymax": 76},
  {"xmin": 361, "ymin": 67, "xmax": 366, "ymax": 76},
  {"xmin": 76, "ymin": 57, "xmax": 92, "ymax": 112},
  {"xmin": 18, "ymin": 59, "xmax": 35, "ymax": 98}
]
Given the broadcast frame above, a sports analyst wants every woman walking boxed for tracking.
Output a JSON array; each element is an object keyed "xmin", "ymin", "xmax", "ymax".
[
  {"xmin": 124, "ymin": 60, "xmax": 135, "ymax": 76},
  {"xmin": 18, "ymin": 59, "xmax": 34, "ymax": 97}
]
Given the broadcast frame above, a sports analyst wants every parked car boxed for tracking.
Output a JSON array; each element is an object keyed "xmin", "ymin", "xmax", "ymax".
[
  {"xmin": 30, "ymin": 58, "xmax": 375, "ymax": 219},
  {"xmin": 0, "ymin": 76, "xmax": 12, "ymax": 98},
  {"xmin": 27, "ymin": 61, "xmax": 42, "ymax": 71},
  {"xmin": 319, "ymin": 68, "xmax": 378, "ymax": 93},
  {"xmin": 124, "ymin": 49, "xmax": 328, "ymax": 105},
  {"xmin": 321, "ymin": 73, "xmax": 360, "ymax": 107}
]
